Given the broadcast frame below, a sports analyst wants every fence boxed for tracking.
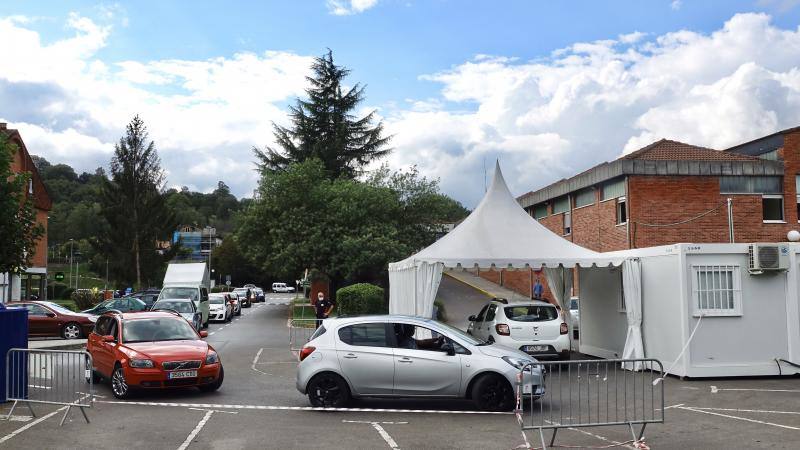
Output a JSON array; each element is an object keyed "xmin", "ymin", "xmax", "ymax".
[
  {"xmin": 289, "ymin": 318, "xmax": 319, "ymax": 351},
  {"xmin": 517, "ymin": 358, "xmax": 664, "ymax": 450},
  {"xmin": 4, "ymin": 348, "xmax": 93, "ymax": 426}
]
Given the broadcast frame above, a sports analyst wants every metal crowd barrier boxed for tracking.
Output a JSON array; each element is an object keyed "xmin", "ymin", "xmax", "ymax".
[
  {"xmin": 4, "ymin": 348, "xmax": 93, "ymax": 426},
  {"xmin": 517, "ymin": 358, "xmax": 664, "ymax": 450},
  {"xmin": 289, "ymin": 318, "xmax": 319, "ymax": 351}
]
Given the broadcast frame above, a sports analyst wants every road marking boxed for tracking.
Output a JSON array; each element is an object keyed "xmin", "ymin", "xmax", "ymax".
[
  {"xmin": 710, "ymin": 385, "xmax": 800, "ymax": 393},
  {"xmin": 677, "ymin": 406, "xmax": 800, "ymax": 430},
  {"xmin": 688, "ymin": 407, "xmax": 800, "ymax": 415},
  {"xmin": 0, "ymin": 407, "xmax": 64, "ymax": 444},
  {"xmin": 664, "ymin": 403, "xmax": 685, "ymax": 410},
  {"xmin": 177, "ymin": 409, "xmax": 214, "ymax": 450},
  {"xmin": 3, "ymin": 415, "xmax": 33, "ymax": 422},
  {"xmin": 343, "ymin": 420, "xmax": 408, "ymax": 424},
  {"xmin": 95, "ymin": 400, "xmax": 512, "ymax": 415},
  {"xmin": 251, "ymin": 348, "xmax": 269, "ymax": 375},
  {"xmin": 342, "ymin": 420, "xmax": 405, "ymax": 449},
  {"xmin": 188, "ymin": 407, "xmax": 238, "ymax": 414},
  {"xmin": 539, "ymin": 419, "xmax": 638, "ymax": 450}
]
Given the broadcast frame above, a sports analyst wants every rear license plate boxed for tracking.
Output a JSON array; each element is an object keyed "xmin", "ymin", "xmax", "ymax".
[
  {"xmin": 525, "ymin": 345, "xmax": 548, "ymax": 352},
  {"xmin": 168, "ymin": 370, "xmax": 197, "ymax": 379}
]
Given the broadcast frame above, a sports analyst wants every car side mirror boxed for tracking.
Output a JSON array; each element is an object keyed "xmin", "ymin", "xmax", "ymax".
[
  {"xmin": 102, "ymin": 335, "xmax": 115, "ymax": 343},
  {"xmin": 468, "ymin": 315, "xmax": 476, "ymax": 322},
  {"xmin": 199, "ymin": 330, "xmax": 208, "ymax": 338},
  {"xmin": 46, "ymin": 312, "xmax": 56, "ymax": 318},
  {"xmin": 441, "ymin": 342, "xmax": 456, "ymax": 356}
]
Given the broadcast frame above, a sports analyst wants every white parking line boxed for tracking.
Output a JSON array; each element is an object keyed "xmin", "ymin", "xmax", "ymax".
[
  {"xmin": 677, "ymin": 406, "xmax": 800, "ymax": 430},
  {"xmin": 710, "ymin": 385, "xmax": 800, "ymax": 393},
  {"xmin": 95, "ymin": 400, "xmax": 512, "ymax": 415},
  {"xmin": 342, "ymin": 420, "xmax": 405, "ymax": 449},
  {"xmin": 688, "ymin": 407, "xmax": 800, "ymax": 416},
  {"xmin": 0, "ymin": 406, "xmax": 65, "ymax": 444},
  {"xmin": 251, "ymin": 348, "xmax": 269, "ymax": 375},
  {"xmin": 177, "ymin": 409, "xmax": 214, "ymax": 450}
]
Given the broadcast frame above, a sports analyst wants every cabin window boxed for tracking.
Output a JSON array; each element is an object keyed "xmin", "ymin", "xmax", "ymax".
[{"xmin": 691, "ymin": 265, "xmax": 742, "ymax": 316}]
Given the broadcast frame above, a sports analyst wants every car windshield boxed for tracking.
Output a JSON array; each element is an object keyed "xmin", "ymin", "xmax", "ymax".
[
  {"xmin": 123, "ymin": 318, "xmax": 198, "ymax": 342},
  {"xmin": 153, "ymin": 301, "xmax": 193, "ymax": 313},
  {"xmin": 209, "ymin": 297, "xmax": 225, "ymax": 304},
  {"xmin": 91, "ymin": 300, "xmax": 114, "ymax": 310},
  {"xmin": 233, "ymin": 289, "xmax": 246, "ymax": 293},
  {"xmin": 428, "ymin": 320, "xmax": 483, "ymax": 346},
  {"xmin": 504, "ymin": 305, "xmax": 559, "ymax": 322},
  {"xmin": 39, "ymin": 302, "xmax": 76, "ymax": 315},
  {"xmin": 161, "ymin": 287, "xmax": 198, "ymax": 301}
]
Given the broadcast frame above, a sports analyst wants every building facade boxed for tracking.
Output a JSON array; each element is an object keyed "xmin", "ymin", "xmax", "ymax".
[
  {"xmin": 173, "ymin": 225, "xmax": 220, "ymax": 261},
  {"xmin": 478, "ymin": 126, "xmax": 800, "ymax": 300},
  {"xmin": 0, "ymin": 123, "xmax": 52, "ymax": 303}
]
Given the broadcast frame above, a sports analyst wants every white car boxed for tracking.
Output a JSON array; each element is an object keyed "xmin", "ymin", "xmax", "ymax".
[
  {"xmin": 208, "ymin": 294, "xmax": 233, "ymax": 322},
  {"xmin": 151, "ymin": 298, "xmax": 203, "ymax": 331},
  {"xmin": 569, "ymin": 296, "xmax": 579, "ymax": 336},
  {"xmin": 271, "ymin": 282, "xmax": 295, "ymax": 293},
  {"xmin": 467, "ymin": 299, "xmax": 570, "ymax": 360},
  {"xmin": 228, "ymin": 292, "xmax": 242, "ymax": 316}
]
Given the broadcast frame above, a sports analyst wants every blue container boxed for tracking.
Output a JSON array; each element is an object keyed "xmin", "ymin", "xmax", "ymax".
[{"xmin": 0, "ymin": 304, "xmax": 28, "ymax": 402}]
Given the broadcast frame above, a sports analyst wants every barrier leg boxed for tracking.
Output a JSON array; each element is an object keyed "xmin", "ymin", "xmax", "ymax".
[
  {"xmin": 538, "ymin": 428, "xmax": 547, "ymax": 450},
  {"xmin": 59, "ymin": 405, "xmax": 71, "ymax": 427},
  {"xmin": 79, "ymin": 406, "xmax": 90, "ymax": 424},
  {"xmin": 637, "ymin": 423, "xmax": 647, "ymax": 440},
  {"xmin": 549, "ymin": 428, "xmax": 558, "ymax": 447}
]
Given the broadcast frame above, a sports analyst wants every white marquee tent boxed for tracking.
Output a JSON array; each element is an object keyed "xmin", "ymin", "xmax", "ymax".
[{"xmin": 388, "ymin": 162, "xmax": 644, "ymax": 365}]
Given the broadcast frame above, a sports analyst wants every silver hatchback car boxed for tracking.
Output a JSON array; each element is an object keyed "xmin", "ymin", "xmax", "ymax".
[{"xmin": 296, "ymin": 315, "xmax": 544, "ymax": 411}]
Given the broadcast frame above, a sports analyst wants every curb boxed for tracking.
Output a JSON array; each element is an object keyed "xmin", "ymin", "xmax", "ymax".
[{"xmin": 442, "ymin": 272, "xmax": 495, "ymax": 298}]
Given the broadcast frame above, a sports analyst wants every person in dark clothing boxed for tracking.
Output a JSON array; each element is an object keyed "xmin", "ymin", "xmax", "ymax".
[{"xmin": 314, "ymin": 291, "xmax": 335, "ymax": 328}]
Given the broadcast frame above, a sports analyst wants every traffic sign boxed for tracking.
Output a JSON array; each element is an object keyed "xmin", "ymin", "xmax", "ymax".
[
  {"xmin": 54, "ymin": 272, "xmax": 65, "ymax": 282},
  {"xmin": 226, "ymin": 280, "xmax": 231, "ymax": 286}
]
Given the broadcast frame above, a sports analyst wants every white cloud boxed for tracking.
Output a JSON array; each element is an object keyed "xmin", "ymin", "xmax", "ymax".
[
  {"xmin": 384, "ymin": 12, "xmax": 800, "ymax": 206},
  {"xmin": 327, "ymin": 0, "xmax": 379, "ymax": 16},
  {"xmin": 671, "ymin": 0, "xmax": 682, "ymax": 11}
]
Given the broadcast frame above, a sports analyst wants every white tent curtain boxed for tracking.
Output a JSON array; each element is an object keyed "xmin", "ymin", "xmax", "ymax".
[
  {"xmin": 621, "ymin": 258, "xmax": 645, "ymax": 371},
  {"xmin": 388, "ymin": 261, "xmax": 444, "ymax": 318},
  {"xmin": 543, "ymin": 266, "xmax": 573, "ymax": 327}
]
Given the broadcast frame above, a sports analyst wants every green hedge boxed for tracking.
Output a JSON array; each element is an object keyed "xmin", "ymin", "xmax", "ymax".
[
  {"xmin": 335, "ymin": 283, "xmax": 385, "ymax": 316},
  {"xmin": 51, "ymin": 283, "xmax": 74, "ymax": 301},
  {"xmin": 70, "ymin": 290, "xmax": 104, "ymax": 311}
]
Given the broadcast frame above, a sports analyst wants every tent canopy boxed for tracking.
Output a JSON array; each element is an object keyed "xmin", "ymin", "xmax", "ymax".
[{"xmin": 389, "ymin": 161, "xmax": 626, "ymax": 271}]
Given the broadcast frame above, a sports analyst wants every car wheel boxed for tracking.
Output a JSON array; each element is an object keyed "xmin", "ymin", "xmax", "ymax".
[
  {"xmin": 199, "ymin": 366, "xmax": 224, "ymax": 392},
  {"xmin": 61, "ymin": 322, "xmax": 82, "ymax": 340},
  {"xmin": 307, "ymin": 372, "xmax": 351, "ymax": 408},
  {"xmin": 472, "ymin": 374, "xmax": 515, "ymax": 412},
  {"xmin": 111, "ymin": 364, "xmax": 131, "ymax": 399}
]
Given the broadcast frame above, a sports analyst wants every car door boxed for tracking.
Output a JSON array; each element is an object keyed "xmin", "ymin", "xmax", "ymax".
[
  {"xmin": 390, "ymin": 323, "xmax": 462, "ymax": 396},
  {"xmin": 90, "ymin": 317, "xmax": 116, "ymax": 376},
  {"xmin": 483, "ymin": 304, "xmax": 498, "ymax": 339},
  {"xmin": 469, "ymin": 304, "xmax": 489, "ymax": 339},
  {"xmin": 335, "ymin": 322, "xmax": 395, "ymax": 395},
  {"xmin": 27, "ymin": 304, "xmax": 59, "ymax": 336}
]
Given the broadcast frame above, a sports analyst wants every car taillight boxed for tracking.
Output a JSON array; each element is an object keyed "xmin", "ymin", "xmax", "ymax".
[
  {"xmin": 299, "ymin": 346, "xmax": 316, "ymax": 362},
  {"xmin": 560, "ymin": 322, "xmax": 568, "ymax": 335},
  {"xmin": 495, "ymin": 324, "xmax": 510, "ymax": 336}
]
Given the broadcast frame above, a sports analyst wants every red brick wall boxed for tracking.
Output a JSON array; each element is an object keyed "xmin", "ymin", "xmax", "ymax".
[
  {"xmin": 7, "ymin": 131, "xmax": 49, "ymax": 268},
  {"xmin": 502, "ymin": 269, "xmax": 532, "ymax": 298},
  {"xmin": 477, "ymin": 268, "xmax": 501, "ymax": 285}
]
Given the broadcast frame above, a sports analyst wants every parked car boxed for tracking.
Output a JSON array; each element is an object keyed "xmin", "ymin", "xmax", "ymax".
[
  {"xmin": 151, "ymin": 298, "xmax": 203, "ymax": 330},
  {"xmin": 228, "ymin": 292, "xmax": 242, "ymax": 316},
  {"xmin": 9, "ymin": 301, "xmax": 96, "ymax": 339},
  {"xmin": 271, "ymin": 282, "xmax": 295, "ymax": 293},
  {"xmin": 467, "ymin": 299, "xmax": 570, "ymax": 360},
  {"xmin": 208, "ymin": 294, "xmax": 233, "ymax": 322},
  {"xmin": 243, "ymin": 284, "xmax": 256, "ymax": 289},
  {"xmin": 296, "ymin": 315, "xmax": 544, "ymax": 411},
  {"xmin": 83, "ymin": 297, "xmax": 148, "ymax": 316},
  {"xmin": 86, "ymin": 310, "xmax": 224, "ymax": 399},
  {"xmin": 253, "ymin": 287, "xmax": 265, "ymax": 303},
  {"xmin": 159, "ymin": 263, "xmax": 210, "ymax": 328},
  {"xmin": 128, "ymin": 288, "xmax": 161, "ymax": 310},
  {"xmin": 232, "ymin": 288, "xmax": 252, "ymax": 308}
]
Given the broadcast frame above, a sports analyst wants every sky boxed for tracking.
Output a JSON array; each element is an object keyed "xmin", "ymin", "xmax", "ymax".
[{"xmin": 2, "ymin": 1, "xmax": 800, "ymax": 207}]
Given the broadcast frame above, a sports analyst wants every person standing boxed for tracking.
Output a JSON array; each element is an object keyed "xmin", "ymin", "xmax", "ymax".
[
  {"xmin": 313, "ymin": 291, "xmax": 335, "ymax": 328},
  {"xmin": 533, "ymin": 276, "xmax": 544, "ymax": 300}
]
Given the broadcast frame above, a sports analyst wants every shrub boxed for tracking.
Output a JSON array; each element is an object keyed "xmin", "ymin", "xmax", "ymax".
[
  {"xmin": 51, "ymin": 283, "xmax": 74, "ymax": 301},
  {"xmin": 336, "ymin": 283, "xmax": 385, "ymax": 316},
  {"xmin": 70, "ymin": 289, "xmax": 103, "ymax": 311},
  {"xmin": 434, "ymin": 299, "xmax": 447, "ymax": 322}
]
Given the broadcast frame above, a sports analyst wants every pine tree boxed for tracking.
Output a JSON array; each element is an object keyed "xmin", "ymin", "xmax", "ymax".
[
  {"xmin": 0, "ymin": 134, "xmax": 44, "ymax": 274},
  {"xmin": 255, "ymin": 50, "xmax": 391, "ymax": 178},
  {"xmin": 99, "ymin": 116, "xmax": 174, "ymax": 288}
]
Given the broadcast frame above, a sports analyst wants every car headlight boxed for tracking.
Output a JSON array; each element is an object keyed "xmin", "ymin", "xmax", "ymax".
[
  {"xmin": 502, "ymin": 356, "xmax": 534, "ymax": 371},
  {"xmin": 129, "ymin": 359, "xmax": 154, "ymax": 368},
  {"xmin": 205, "ymin": 351, "xmax": 219, "ymax": 364}
]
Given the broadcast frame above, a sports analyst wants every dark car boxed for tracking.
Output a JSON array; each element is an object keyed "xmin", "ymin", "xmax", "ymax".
[
  {"xmin": 8, "ymin": 301, "xmax": 96, "ymax": 339},
  {"xmin": 83, "ymin": 297, "xmax": 148, "ymax": 315},
  {"xmin": 128, "ymin": 288, "xmax": 161, "ymax": 310}
]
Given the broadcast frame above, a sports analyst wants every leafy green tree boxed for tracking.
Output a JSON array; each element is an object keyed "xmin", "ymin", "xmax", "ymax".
[
  {"xmin": 255, "ymin": 50, "xmax": 391, "ymax": 179},
  {"xmin": 0, "ymin": 135, "xmax": 44, "ymax": 274},
  {"xmin": 210, "ymin": 238, "xmax": 259, "ymax": 287},
  {"xmin": 99, "ymin": 116, "xmax": 175, "ymax": 288}
]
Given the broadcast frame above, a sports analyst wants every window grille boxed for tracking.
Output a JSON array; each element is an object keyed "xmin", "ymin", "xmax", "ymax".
[{"xmin": 691, "ymin": 265, "xmax": 742, "ymax": 316}]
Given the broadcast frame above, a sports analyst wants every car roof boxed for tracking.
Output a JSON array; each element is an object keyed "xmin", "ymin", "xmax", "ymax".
[
  {"xmin": 104, "ymin": 310, "xmax": 185, "ymax": 321},
  {"xmin": 322, "ymin": 314, "xmax": 440, "ymax": 327},
  {"xmin": 493, "ymin": 299, "xmax": 557, "ymax": 307}
]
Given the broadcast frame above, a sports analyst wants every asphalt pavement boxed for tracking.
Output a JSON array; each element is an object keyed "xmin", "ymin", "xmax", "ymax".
[{"xmin": 1, "ymin": 292, "xmax": 799, "ymax": 449}]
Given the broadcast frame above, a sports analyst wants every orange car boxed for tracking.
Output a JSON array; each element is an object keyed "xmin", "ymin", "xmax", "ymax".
[{"xmin": 86, "ymin": 310, "xmax": 223, "ymax": 399}]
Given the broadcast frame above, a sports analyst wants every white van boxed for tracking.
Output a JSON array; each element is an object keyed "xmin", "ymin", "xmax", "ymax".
[
  {"xmin": 271, "ymin": 282, "xmax": 295, "ymax": 293},
  {"xmin": 159, "ymin": 263, "xmax": 211, "ymax": 328}
]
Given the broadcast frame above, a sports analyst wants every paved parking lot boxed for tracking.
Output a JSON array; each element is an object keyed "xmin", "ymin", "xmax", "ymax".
[{"xmin": 1, "ymin": 289, "xmax": 799, "ymax": 449}]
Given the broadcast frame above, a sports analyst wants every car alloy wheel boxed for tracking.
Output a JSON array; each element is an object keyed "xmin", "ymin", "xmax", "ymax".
[
  {"xmin": 112, "ymin": 366, "xmax": 129, "ymax": 399},
  {"xmin": 308, "ymin": 373, "xmax": 350, "ymax": 408},
  {"xmin": 62, "ymin": 322, "xmax": 82, "ymax": 339},
  {"xmin": 474, "ymin": 375, "xmax": 514, "ymax": 411}
]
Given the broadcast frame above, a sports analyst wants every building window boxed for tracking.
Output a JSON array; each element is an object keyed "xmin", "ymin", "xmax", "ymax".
[
  {"xmin": 762, "ymin": 195, "xmax": 784, "ymax": 222},
  {"xmin": 533, "ymin": 203, "xmax": 548, "ymax": 220},
  {"xmin": 691, "ymin": 265, "xmax": 741, "ymax": 316},
  {"xmin": 574, "ymin": 188, "xmax": 595, "ymax": 208},
  {"xmin": 563, "ymin": 211, "xmax": 571, "ymax": 235},
  {"xmin": 720, "ymin": 176, "xmax": 782, "ymax": 194},
  {"xmin": 758, "ymin": 149, "xmax": 779, "ymax": 161},
  {"xmin": 552, "ymin": 196, "xmax": 570, "ymax": 214},
  {"xmin": 601, "ymin": 178, "xmax": 625, "ymax": 201},
  {"xmin": 616, "ymin": 196, "xmax": 627, "ymax": 225}
]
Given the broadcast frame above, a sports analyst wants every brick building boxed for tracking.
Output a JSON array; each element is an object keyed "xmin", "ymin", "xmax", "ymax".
[
  {"xmin": 478, "ymin": 126, "xmax": 800, "ymax": 300},
  {"xmin": 0, "ymin": 123, "xmax": 52, "ymax": 303}
]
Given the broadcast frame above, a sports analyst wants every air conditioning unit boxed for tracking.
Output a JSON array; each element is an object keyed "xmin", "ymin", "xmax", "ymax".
[{"xmin": 748, "ymin": 243, "xmax": 789, "ymax": 274}]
